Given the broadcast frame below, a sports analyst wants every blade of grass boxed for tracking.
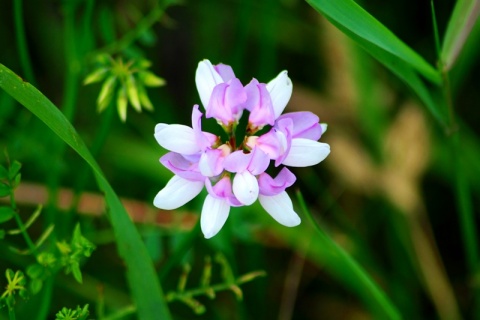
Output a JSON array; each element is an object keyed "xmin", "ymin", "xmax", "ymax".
[
  {"xmin": 0, "ymin": 64, "xmax": 172, "ymax": 320},
  {"xmin": 306, "ymin": 0, "xmax": 441, "ymax": 84},
  {"xmin": 295, "ymin": 190, "xmax": 401, "ymax": 319},
  {"xmin": 13, "ymin": 0, "xmax": 36, "ymax": 86},
  {"xmin": 441, "ymin": 0, "xmax": 480, "ymax": 70}
]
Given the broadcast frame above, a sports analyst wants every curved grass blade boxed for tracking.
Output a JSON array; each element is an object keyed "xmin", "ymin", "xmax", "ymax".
[
  {"xmin": 306, "ymin": 0, "xmax": 441, "ymax": 85},
  {"xmin": 441, "ymin": 0, "xmax": 480, "ymax": 71},
  {"xmin": 0, "ymin": 64, "xmax": 171, "ymax": 320}
]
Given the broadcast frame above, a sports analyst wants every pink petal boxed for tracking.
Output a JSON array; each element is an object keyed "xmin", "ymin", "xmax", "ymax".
[
  {"xmin": 277, "ymin": 111, "xmax": 322, "ymax": 140},
  {"xmin": 258, "ymin": 168, "xmax": 296, "ymax": 196},
  {"xmin": 245, "ymin": 79, "xmax": 275, "ymax": 127},
  {"xmin": 160, "ymin": 152, "xmax": 204, "ymax": 181},
  {"xmin": 214, "ymin": 63, "xmax": 236, "ymax": 82}
]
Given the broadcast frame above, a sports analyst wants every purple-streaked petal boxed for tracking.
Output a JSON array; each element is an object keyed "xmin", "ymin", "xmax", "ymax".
[
  {"xmin": 206, "ymin": 79, "xmax": 247, "ymax": 125},
  {"xmin": 192, "ymin": 105, "xmax": 216, "ymax": 149},
  {"xmin": 266, "ymin": 71, "xmax": 292, "ymax": 119},
  {"xmin": 223, "ymin": 148, "xmax": 269, "ymax": 175},
  {"xmin": 196, "ymin": 59, "xmax": 224, "ymax": 109},
  {"xmin": 199, "ymin": 149, "xmax": 225, "ymax": 177},
  {"xmin": 247, "ymin": 129, "xmax": 286, "ymax": 160},
  {"xmin": 277, "ymin": 111, "xmax": 322, "ymax": 140},
  {"xmin": 233, "ymin": 171, "xmax": 259, "ymax": 205},
  {"xmin": 282, "ymin": 139, "xmax": 330, "ymax": 167},
  {"xmin": 259, "ymin": 191, "xmax": 300, "ymax": 227},
  {"xmin": 214, "ymin": 63, "xmax": 235, "ymax": 82},
  {"xmin": 273, "ymin": 118, "xmax": 293, "ymax": 166},
  {"xmin": 205, "ymin": 176, "xmax": 242, "ymax": 207},
  {"xmin": 247, "ymin": 147, "xmax": 270, "ymax": 175},
  {"xmin": 244, "ymin": 79, "xmax": 275, "ymax": 127},
  {"xmin": 224, "ymin": 150, "xmax": 250, "ymax": 173},
  {"xmin": 153, "ymin": 175, "xmax": 204, "ymax": 210},
  {"xmin": 258, "ymin": 167, "xmax": 296, "ymax": 196},
  {"xmin": 201, "ymin": 194, "xmax": 230, "ymax": 239},
  {"xmin": 154, "ymin": 124, "xmax": 200, "ymax": 155},
  {"xmin": 160, "ymin": 152, "xmax": 204, "ymax": 181}
]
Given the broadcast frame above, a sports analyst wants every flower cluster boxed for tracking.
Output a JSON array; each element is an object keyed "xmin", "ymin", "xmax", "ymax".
[{"xmin": 154, "ymin": 60, "xmax": 330, "ymax": 238}]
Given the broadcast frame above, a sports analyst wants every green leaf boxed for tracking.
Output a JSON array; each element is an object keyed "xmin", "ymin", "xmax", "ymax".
[
  {"xmin": 137, "ymin": 83, "xmax": 154, "ymax": 111},
  {"xmin": 29, "ymin": 278, "xmax": 43, "ymax": 295},
  {"xmin": 0, "ymin": 183, "xmax": 10, "ymax": 197},
  {"xmin": 26, "ymin": 264, "xmax": 44, "ymax": 279},
  {"xmin": 0, "ymin": 207, "xmax": 15, "ymax": 223},
  {"xmin": 0, "ymin": 165, "xmax": 7, "ymax": 179},
  {"xmin": 8, "ymin": 160, "xmax": 22, "ymax": 181},
  {"xmin": 306, "ymin": 0, "xmax": 441, "ymax": 84},
  {"xmin": 441, "ymin": 0, "xmax": 480, "ymax": 70},
  {"xmin": 0, "ymin": 64, "xmax": 172, "ymax": 320}
]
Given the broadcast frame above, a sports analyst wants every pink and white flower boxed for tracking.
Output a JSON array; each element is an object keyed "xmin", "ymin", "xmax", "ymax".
[{"xmin": 154, "ymin": 59, "xmax": 330, "ymax": 238}]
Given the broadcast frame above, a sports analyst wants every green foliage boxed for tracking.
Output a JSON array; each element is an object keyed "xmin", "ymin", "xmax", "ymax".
[
  {"xmin": 0, "ymin": 269, "xmax": 28, "ymax": 310},
  {"xmin": 84, "ymin": 54, "xmax": 165, "ymax": 122},
  {"xmin": 55, "ymin": 304, "xmax": 90, "ymax": 320},
  {"xmin": 166, "ymin": 254, "xmax": 266, "ymax": 315}
]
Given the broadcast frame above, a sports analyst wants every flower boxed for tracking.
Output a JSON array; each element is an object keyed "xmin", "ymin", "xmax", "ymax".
[{"xmin": 154, "ymin": 59, "xmax": 330, "ymax": 238}]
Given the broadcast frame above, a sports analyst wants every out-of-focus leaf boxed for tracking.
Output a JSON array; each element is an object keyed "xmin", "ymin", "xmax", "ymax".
[
  {"xmin": 0, "ymin": 64, "xmax": 172, "ymax": 320},
  {"xmin": 306, "ymin": 0, "xmax": 441, "ymax": 84},
  {"xmin": 0, "ymin": 182, "xmax": 10, "ymax": 197},
  {"xmin": 0, "ymin": 206, "xmax": 15, "ymax": 223},
  {"xmin": 441, "ymin": 0, "xmax": 480, "ymax": 70},
  {"xmin": 117, "ymin": 87, "xmax": 128, "ymax": 122}
]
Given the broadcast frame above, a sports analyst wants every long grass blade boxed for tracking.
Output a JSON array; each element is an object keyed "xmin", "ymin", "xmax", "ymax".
[{"xmin": 0, "ymin": 64, "xmax": 172, "ymax": 320}]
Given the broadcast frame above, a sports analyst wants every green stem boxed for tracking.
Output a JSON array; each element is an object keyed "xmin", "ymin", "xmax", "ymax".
[
  {"xmin": 158, "ymin": 220, "xmax": 201, "ymax": 282},
  {"xmin": 90, "ymin": 3, "xmax": 167, "ymax": 58},
  {"xmin": 9, "ymin": 187, "xmax": 36, "ymax": 256},
  {"xmin": 296, "ymin": 191, "xmax": 401, "ymax": 320},
  {"xmin": 13, "ymin": 0, "xmax": 36, "ymax": 86},
  {"xmin": 8, "ymin": 307, "xmax": 16, "ymax": 320}
]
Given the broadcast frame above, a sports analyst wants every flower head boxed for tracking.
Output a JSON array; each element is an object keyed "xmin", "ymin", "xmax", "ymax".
[{"xmin": 154, "ymin": 60, "xmax": 330, "ymax": 238}]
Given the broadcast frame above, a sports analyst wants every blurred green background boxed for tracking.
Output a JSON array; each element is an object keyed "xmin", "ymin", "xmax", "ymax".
[{"xmin": 0, "ymin": 0, "xmax": 479, "ymax": 319}]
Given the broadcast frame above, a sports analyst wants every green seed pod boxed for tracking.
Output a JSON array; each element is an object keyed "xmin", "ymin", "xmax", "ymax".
[
  {"xmin": 83, "ymin": 68, "xmax": 108, "ymax": 85},
  {"xmin": 137, "ymin": 83, "xmax": 154, "ymax": 111},
  {"xmin": 117, "ymin": 87, "xmax": 128, "ymax": 122},
  {"xmin": 126, "ymin": 75, "xmax": 142, "ymax": 112},
  {"xmin": 140, "ymin": 71, "xmax": 166, "ymax": 87},
  {"xmin": 97, "ymin": 76, "xmax": 117, "ymax": 112}
]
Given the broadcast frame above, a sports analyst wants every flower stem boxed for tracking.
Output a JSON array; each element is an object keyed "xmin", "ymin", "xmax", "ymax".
[
  {"xmin": 8, "ymin": 307, "xmax": 16, "ymax": 320},
  {"xmin": 9, "ymin": 186, "xmax": 37, "ymax": 256},
  {"xmin": 295, "ymin": 190, "xmax": 401, "ymax": 320}
]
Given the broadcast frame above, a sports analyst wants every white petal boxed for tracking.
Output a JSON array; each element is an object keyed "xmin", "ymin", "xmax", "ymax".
[
  {"xmin": 320, "ymin": 123, "xmax": 328, "ymax": 134},
  {"xmin": 233, "ymin": 171, "xmax": 259, "ymax": 205},
  {"xmin": 259, "ymin": 192, "xmax": 300, "ymax": 227},
  {"xmin": 153, "ymin": 176, "xmax": 204, "ymax": 210},
  {"xmin": 195, "ymin": 59, "xmax": 224, "ymax": 110},
  {"xmin": 266, "ymin": 70, "xmax": 293, "ymax": 119},
  {"xmin": 201, "ymin": 195, "xmax": 230, "ymax": 239},
  {"xmin": 154, "ymin": 124, "xmax": 200, "ymax": 154},
  {"xmin": 282, "ymin": 139, "xmax": 330, "ymax": 167}
]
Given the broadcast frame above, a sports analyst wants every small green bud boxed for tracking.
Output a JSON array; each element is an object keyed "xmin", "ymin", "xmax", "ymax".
[
  {"xmin": 140, "ymin": 71, "xmax": 166, "ymax": 87},
  {"xmin": 97, "ymin": 76, "xmax": 117, "ymax": 112},
  {"xmin": 29, "ymin": 279, "xmax": 43, "ymax": 295},
  {"xmin": 117, "ymin": 88, "xmax": 128, "ymax": 122},
  {"xmin": 137, "ymin": 84, "xmax": 154, "ymax": 111},
  {"xmin": 126, "ymin": 75, "xmax": 141, "ymax": 112},
  {"xmin": 83, "ymin": 68, "xmax": 108, "ymax": 85}
]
